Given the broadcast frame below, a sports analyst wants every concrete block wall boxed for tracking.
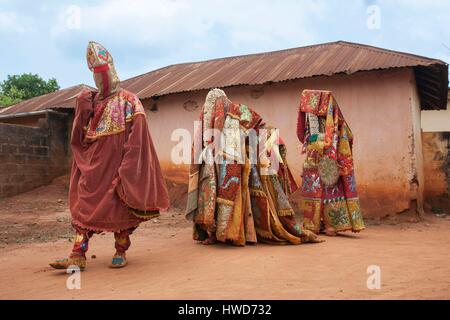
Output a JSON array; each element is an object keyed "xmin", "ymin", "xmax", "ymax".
[{"xmin": 0, "ymin": 111, "xmax": 71, "ymax": 198}]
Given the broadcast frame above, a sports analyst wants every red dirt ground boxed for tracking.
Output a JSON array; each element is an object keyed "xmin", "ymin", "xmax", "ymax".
[{"xmin": 0, "ymin": 176, "xmax": 449, "ymax": 300}]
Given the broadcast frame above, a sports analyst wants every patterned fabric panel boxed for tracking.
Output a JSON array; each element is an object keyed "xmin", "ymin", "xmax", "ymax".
[
  {"xmin": 323, "ymin": 200, "xmax": 352, "ymax": 232},
  {"xmin": 85, "ymin": 90, "xmax": 145, "ymax": 140},
  {"xmin": 347, "ymin": 198, "xmax": 365, "ymax": 231},
  {"xmin": 299, "ymin": 90, "xmax": 331, "ymax": 116}
]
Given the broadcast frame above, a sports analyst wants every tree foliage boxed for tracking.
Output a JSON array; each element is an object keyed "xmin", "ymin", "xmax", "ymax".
[{"xmin": 0, "ymin": 73, "xmax": 60, "ymax": 107}]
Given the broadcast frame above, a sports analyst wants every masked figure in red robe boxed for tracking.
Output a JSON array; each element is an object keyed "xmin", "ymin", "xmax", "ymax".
[{"xmin": 50, "ymin": 42, "xmax": 169, "ymax": 270}]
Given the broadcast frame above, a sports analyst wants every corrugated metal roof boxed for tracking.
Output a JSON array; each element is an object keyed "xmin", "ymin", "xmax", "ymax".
[
  {"xmin": 1, "ymin": 41, "xmax": 448, "ymax": 116},
  {"xmin": 121, "ymin": 40, "xmax": 448, "ymax": 109},
  {"xmin": 0, "ymin": 84, "xmax": 95, "ymax": 116}
]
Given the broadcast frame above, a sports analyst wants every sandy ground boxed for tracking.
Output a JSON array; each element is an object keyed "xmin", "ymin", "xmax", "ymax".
[{"xmin": 0, "ymin": 177, "xmax": 450, "ymax": 300}]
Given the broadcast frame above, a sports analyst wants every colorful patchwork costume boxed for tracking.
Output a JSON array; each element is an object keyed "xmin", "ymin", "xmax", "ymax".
[
  {"xmin": 186, "ymin": 89, "xmax": 322, "ymax": 246},
  {"xmin": 297, "ymin": 90, "xmax": 365, "ymax": 235},
  {"xmin": 50, "ymin": 42, "xmax": 169, "ymax": 270}
]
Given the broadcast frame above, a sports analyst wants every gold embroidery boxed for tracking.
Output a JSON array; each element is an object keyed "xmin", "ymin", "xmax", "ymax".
[
  {"xmin": 84, "ymin": 91, "xmax": 145, "ymax": 140},
  {"xmin": 216, "ymin": 197, "xmax": 234, "ymax": 206}
]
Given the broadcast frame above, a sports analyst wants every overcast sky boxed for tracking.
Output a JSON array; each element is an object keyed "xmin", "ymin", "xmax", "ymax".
[{"xmin": 0, "ymin": 0, "xmax": 449, "ymax": 88}]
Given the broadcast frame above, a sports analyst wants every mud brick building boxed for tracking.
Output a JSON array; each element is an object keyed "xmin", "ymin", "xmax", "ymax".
[{"xmin": 0, "ymin": 41, "xmax": 448, "ymax": 218}]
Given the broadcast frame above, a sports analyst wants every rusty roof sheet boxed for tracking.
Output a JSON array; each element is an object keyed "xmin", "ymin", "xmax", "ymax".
[
  {"xmin": 1, "ymin": 41, "xmax": 448, "ymax": 116},
  {"xmin": 121, "ymin": 40, "xmax": 448, "ymax": 110},
  {"xmin": 0, "ymin": 84, "xmax": 95, "ymax": 116}
]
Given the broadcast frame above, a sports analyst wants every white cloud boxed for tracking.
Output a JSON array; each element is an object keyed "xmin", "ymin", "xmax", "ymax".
[
  {"xmin": 378, "ymin": 0, "xmax": 450, "ymax": 42},
  {"xmin": 0, "ymin": 0, "xmax": 448, "ymax": 88},
  {"xmin": 50, "ymin": 0, "xmax": 326, "ymax": 54},
  {"xmin": 43, "ymin": 0, "xmax": 331, "ymax": 84},
  {"xmin": 0, "ymin": 11, "xmax": 27, "ymax": 33},
  {"xmin": 51, "ymin": 1, "xmax": 204, "ymax": 42}
]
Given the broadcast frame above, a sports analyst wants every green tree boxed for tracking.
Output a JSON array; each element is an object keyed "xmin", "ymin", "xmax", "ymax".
[{"xmin": 0, "ymin": 73, "xmax": 60, "ymax": 107}]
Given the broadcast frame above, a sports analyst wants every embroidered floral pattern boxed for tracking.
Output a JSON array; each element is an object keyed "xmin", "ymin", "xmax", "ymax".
[
  {"xmin": 97, "ymin": 49, "xmax": 109, "ymax": 62},
  {"xmin": 85, "ymin": 90, "xmax": 145, "ymax": 140},
  {"xmin": 299, "ymin": 90, "xmax": 365, "ymax": 233},
  {"xmin": 239, "ymin": 104, "xmax": 252, "ymax": 122},
  {"xmin": 327, "ymin": 207, "xmax": 350, "ymax": 226}
]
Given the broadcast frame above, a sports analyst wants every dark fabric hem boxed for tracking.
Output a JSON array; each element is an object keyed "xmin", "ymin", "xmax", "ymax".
[
  {"xmin": 128, "ymin": 208, "xmax": 160, "ymax": 220},
  {"xmin": 116, "ymin": 182, "xmax": 169, "ymax": 214},
  {"xmin": 71, "ymin": 218, "xmax": 143, "ymax": 234}
]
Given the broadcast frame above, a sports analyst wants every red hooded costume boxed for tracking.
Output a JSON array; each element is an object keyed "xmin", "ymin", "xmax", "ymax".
[{"xmin": 69, "ymin": 41, "xmax": 169, "ymax": 233}]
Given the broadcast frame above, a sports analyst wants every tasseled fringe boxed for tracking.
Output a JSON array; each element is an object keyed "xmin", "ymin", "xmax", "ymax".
[
  {"xmin": 277, "ymin": 209, "xmax": 295, "ymax": 217},
  {"xmin": 255, "ymin": 228, "xmax": 275, "ymax": 240},
  {"xmin": 216, "ymin": 197, "xmax": 234, "ymax": 206},
  {"xmin": 250, "ymin": 189, "xmax": 267, "ymax": 198},
  {"xmin": 128, "ymin": 208, "xmax": 160, "ymax": 220},
  {"xmin": 71, "ymin": 219, "xmax": 141, "ymax": 234}
]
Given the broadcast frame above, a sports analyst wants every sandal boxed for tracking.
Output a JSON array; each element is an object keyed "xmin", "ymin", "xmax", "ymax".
[
  {"xmin": 109, "ymin": 253, "xmax": 128, "ymax": 268},
  {"xmin": 49, "ymin": 256, "xmax": 86, "ymax": 271}
]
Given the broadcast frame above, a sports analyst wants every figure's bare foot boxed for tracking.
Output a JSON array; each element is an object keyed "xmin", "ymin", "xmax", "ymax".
[
  {"xmin": 303, "ymin": 230, "xmax": 325, "ymax": 243},
  {"xmin": 202, "ymin": 236, "xmax": 217, "ymax": 245},
  {"xmin": 325, "ymin": 227, "xmax": 337, "ymax": 237}
]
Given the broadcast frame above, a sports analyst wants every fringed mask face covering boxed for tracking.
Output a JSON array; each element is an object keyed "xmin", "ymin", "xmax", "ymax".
[{"xmin": 86, "ymin": 41, "xmax": 120, "ymax": 99}]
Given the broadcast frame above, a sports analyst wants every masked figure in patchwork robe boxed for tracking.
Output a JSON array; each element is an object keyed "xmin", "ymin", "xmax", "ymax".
[
  {"xmin": 296, "ymin": 89, "xmax": 365, "ymax": 236},
  {"xmin": 185, "ymin": 89, "xmax": 322, "ymax": 246},
  {"xmin": 50, "ymin": 41, "xmax": 169, "ymax": 270}
]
